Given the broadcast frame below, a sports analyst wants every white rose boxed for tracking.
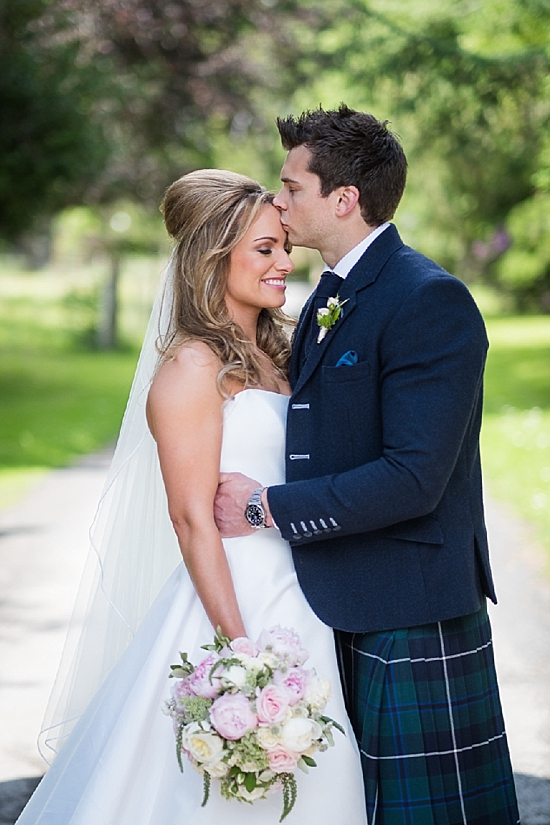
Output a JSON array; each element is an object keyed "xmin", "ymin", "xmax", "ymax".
[
  {"xmin": 281, "ymin": 717, "xmax": 317, "ymax": 753},
  {"xmin": 256, "ymin": 725, "xmax": 282, "ymax": 749},
  {"xmin": 238, "ymin": 785, "xmax": 267, "ymax": 802},
  {"xmin": 222, "ymin": 665, "xmax": 247, "ymax": 688},
  {"xmin": 317, "ymin": 307, "xmax": 330, "ymax": 316},
  {"xmin": 327, "ymin": 297, "xmax": 339, "ymax": 308},
  {"xmin": 304, "ymin": 671, "xmax": 331, "ymax": 710},
  {"xmin": 182, "ymin": 723, "xmax": 225, "ymax": 764}
]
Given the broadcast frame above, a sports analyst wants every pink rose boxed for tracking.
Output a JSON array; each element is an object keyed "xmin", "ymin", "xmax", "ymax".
[
  {"xmin": 256, "ymin": 684, "xmax": 290, "ymax": 724},
  {"xmin": 210, "ymin": 692, "xmax": 258, "ymax": 740},
  {"xmin": 230, "ymin": 637, "xmax": 258, "ymax": 657},
  {"xmin": 267, "ymin": 744, "xmax": 299, "ymax": 773},
  {"xmin": 187, "ymin": 653, "xmax": 222, "ymax": 699},
  {"xmin": 257, "ymin": 626, "xmax": 309, "ymax": 666},
  {"xmin": 273, "ymin": 667, "xmax": 308, "ymax": 705}
]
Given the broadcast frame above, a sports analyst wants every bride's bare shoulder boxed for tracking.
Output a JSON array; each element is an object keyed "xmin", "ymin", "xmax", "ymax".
[
  {"xmin": 152, "ymin": 341, "xmax": 220, "ymax": 390},
  {"xmin": 146, "ymin": 342, "xmax": 226, "ymax": 434}
]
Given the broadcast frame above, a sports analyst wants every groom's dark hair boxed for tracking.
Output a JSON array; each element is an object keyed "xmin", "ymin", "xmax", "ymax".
[{"xmin": 276, "ymin": 104, "xmax": 407, "ymax": 226}]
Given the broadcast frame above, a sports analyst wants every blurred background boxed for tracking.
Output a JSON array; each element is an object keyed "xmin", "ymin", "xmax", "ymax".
[
  {"xmin": 1, "ymin": 0, "xmax": 550, "ymax": 541},
  {"xmin": 0, "ymin": 0, "xmax": 550, "ymax": 818}
]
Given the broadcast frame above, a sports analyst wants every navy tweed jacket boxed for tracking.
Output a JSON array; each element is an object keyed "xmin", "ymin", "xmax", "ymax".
[{"xmin": 267, "ymin": 224, "xmax": 496, "ymax": 634}]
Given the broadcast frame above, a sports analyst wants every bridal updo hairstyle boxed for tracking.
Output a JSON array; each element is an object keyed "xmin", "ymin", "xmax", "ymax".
[{"xmin": 160, "ymin": 169, "xmax": 293, "ymax": 391}]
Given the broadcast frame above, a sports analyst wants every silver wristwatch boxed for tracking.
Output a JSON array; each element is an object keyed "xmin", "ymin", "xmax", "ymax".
[{"xmin": 244, "ymin": 487, "xmax": 267, "ymax": 529}]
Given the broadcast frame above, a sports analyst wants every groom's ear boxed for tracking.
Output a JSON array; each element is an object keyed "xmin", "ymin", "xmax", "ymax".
[{"xmin": 334, "ymin": 185, "xmax": 360, "ymax": 217}]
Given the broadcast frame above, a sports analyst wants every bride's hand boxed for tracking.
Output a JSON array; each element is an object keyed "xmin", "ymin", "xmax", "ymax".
[{"xmin": 214, "ymin": 472, "xmax": 263, "ymax": 537}]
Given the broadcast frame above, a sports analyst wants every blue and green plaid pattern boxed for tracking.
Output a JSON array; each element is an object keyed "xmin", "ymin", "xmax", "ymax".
[{"xmin": 336, "ymin": 604, "xmax": 520, "ymax": 824}]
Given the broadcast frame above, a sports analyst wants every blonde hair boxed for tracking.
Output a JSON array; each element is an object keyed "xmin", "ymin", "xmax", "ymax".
[{"xmin": 160, "ymin": 169, "xmax": 294, "ymax": 390}]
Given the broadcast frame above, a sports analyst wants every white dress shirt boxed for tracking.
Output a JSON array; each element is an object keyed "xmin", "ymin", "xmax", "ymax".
[{"xmin": 326, "ymin": 222, "xmax": 390, "ymax": 279}]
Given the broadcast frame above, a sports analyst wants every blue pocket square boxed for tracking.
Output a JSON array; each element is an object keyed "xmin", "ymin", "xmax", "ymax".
[{"xmin": 335, "ymin": 350, "xmax": 358, "ymax": 367}]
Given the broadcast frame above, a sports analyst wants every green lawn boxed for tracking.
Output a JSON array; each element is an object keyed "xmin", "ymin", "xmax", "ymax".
[
  {"xmin": 0, "ymin": 261, "xmax": 149, "ymax": 507},
  {"xmin": 481, "ymin": 316, "xmax": 550, "ymax": 555}
]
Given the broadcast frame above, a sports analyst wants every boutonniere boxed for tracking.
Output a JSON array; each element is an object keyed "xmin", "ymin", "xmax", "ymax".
[{"xmin": 316, "ymin": 295, "xmax": 348, "ymax": 343}]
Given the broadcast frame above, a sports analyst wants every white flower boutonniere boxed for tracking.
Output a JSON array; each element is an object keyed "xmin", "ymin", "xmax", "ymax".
[{"xmin": 316, "ymin": 295, "xmax": 348, "ymax": 343}]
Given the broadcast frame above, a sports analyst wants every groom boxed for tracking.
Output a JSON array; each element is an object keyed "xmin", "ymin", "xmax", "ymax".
[{"xmin": 215, "ymin": 105, "xmax": 519, "ymax": 823}]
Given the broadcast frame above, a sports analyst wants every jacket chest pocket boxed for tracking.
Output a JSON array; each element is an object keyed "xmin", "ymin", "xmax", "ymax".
[{"xmin": 321, "ymin": 358, "xmax": 371, "ymax": 384}]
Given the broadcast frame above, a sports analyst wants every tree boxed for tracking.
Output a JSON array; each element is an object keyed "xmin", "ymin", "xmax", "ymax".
[
  {"xmin": 301, "ymin": 0, "xmax": 550, "ymax": 308},
  {"xmin": 0, "ymin": 0, "xmax": 322, "ymax": 241},
  {"xmin": 0, "ymin": 0, "xmax": 110, "ymax": 240}
]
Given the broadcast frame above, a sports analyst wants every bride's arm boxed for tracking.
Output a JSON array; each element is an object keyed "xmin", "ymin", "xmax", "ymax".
[{"xmin": 146, "ymin": 341, "xmax": 247, "ymax": 640}]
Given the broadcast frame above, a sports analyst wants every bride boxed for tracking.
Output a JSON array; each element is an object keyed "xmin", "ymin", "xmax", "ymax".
[{"xmin": 16, "ymin": 170, "xmax": 366, "ymax": 824}]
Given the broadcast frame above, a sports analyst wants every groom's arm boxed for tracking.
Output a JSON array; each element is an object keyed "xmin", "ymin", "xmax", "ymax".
[{"xmin": 267, "ymin": 275, "xmax": 488, "ymax": 545}]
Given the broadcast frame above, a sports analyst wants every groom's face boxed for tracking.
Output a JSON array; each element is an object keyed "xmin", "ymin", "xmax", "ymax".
[{"xmin": 273, "ymin": 145, "xmax": 335, "ymax": 251}]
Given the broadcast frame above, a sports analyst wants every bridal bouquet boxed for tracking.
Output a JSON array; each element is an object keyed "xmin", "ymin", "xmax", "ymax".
[{"xmin": 163, "ymin": 626, "xmax": 343, "ymax": 822}]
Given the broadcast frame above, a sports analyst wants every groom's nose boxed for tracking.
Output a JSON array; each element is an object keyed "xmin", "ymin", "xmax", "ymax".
[{"xmin": 273, "ymin": 189, "xmax": 286, "ymax": 212}]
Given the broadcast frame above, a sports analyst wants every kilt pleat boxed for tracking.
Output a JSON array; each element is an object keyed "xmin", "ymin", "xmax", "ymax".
[{"xmin": 335, "ymin": 604, "xmax": 520, "ymax": 824}]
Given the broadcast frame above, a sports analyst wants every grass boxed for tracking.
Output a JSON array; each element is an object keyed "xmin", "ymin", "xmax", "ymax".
[
  {"xmin": 481, "ymin": 316, "xmax": 550, "ymax": 555},
  {"xmin": 0, "ymin": 256, "xmax": 158, "ymax": 507}
]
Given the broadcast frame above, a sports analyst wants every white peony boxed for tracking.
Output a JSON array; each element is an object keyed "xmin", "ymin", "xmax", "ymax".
[
  {"xmin": 246, "ymin": 657, "xmax": 267, "ymax": 674},
  {"xmin": 258, "ymin": 651, "xmax": 278, "ymax": 669},
  {"xmin": 281, "ymin": 717, "xmax": 318, "ymax": 753},
  {"xmin": 181, "ymin": 723, "xmax": 225, "ymax": 764},
  {"xmin": 204, "ymin": 752, "xmax": 229, "ymax": 778}
]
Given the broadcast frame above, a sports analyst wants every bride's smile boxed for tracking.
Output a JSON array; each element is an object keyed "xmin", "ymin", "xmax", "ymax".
[{"xmin": 224, "ymin": 204, "xmax": 294, "ymax": 328}]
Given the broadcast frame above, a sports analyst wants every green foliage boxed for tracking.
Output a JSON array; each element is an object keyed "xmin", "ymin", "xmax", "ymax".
[
  {"xmin": 0, "ymin": 0, "xmax": 111, "ymax": 238},
  {"xmin": 482, "ymin": 317, "xmax": 550, "ymax": 553},
  {"xmin": 493, "ymin": 194, "xmax": 550, "ymax": 311},
  {"xmin": 299, "ymin": 0, "xmax": 550, "ymax": 306},
  {"xmin": 0, "ymin": 0, "xmax": 322, "ymax": 241}
]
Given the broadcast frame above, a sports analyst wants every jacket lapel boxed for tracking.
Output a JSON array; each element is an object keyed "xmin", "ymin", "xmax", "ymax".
[
  {"xmin": 289, "ymin": 292, "xmax": 315, "ymax": 388},
  {"xmin": 291, "ymin": 225, "xmax": 404, "ymax": 395}
]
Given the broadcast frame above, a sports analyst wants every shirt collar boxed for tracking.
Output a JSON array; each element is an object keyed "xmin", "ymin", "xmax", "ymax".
[{"xmin": 327, "ymin": 222, "xmax": 391, "ymax": 279}]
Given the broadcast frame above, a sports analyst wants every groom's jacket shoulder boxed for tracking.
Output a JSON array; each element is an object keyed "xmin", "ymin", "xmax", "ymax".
[{"xmin": 267, "ymin": 224, "xmax": 493, "ymax": 633}]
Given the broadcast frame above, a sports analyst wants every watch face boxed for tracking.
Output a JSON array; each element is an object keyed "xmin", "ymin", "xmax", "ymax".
[{"xmin": 245, "ymin": 503, "xmax": 265, "ymax": 527}]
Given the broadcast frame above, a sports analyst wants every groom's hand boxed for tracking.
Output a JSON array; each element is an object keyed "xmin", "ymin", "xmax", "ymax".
[{"xmin": 214, "ymin": 472, "xmax": 273, "ymax": 537}]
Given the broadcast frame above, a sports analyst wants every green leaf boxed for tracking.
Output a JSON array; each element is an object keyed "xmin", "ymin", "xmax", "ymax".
[
  {"xmin": 201, "ymin": 771, "xmax": 211, "ymax": 807},
  {"xmin": 245, "ymin": 772, "xmax": 257, "ymax": 792},
  {"xmin": 301, "ymin": 754, "xmax": 317, "ymax": 767}
]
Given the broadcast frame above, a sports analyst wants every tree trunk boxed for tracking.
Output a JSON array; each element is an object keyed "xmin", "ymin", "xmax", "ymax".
[{"xmin": 97, "ymin": 252, "xmax": 121, "ymax": 349}]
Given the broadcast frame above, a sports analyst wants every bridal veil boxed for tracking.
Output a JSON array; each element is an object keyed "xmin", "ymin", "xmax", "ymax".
[{"xmin": 39, "ymin": 258, "xmax": 181, "ymax": 761}]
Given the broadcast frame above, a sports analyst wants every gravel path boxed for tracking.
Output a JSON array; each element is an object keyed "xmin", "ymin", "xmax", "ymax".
[{"xmin": 0, "ymin": 454, "xmax": 549, "ymax": 823}]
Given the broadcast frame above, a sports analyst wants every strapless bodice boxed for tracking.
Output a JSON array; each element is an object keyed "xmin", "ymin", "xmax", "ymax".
[{"xmin": 220, "ymin": 389, "xmax": 289, "ymax": 487}]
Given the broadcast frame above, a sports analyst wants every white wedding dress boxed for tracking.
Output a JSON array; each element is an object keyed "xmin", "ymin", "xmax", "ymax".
[{"xmin": 17, "ymin": 389, "xmax": 366, "ymax": 824}]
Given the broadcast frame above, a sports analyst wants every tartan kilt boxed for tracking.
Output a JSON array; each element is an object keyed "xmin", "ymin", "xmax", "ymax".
[{"xmin": 335, "ymin": 603, "xmax": 520, "ymax": 825}]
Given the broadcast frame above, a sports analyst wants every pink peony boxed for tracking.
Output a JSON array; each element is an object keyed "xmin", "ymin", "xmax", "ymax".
[
  {"xmin": 266, "ymin": 744, "xmax": 299, "ymax": 773},
  {"xmin": 187, "ymin": 653, "xmax": 222, "ymax": 699},
  {"xmin": 230, "ymin": 637, "xmax": 258, "ymax": 657},
  {"xmin": 172, "ymin": 677, "xmax": 194, "ymax": 703},
  {"xmin": 273, "ymin": 667, "xmax": 308, "ymax": 705},
  {"xmin": 256, "ymin": 684, "xmax": 290, "ymax": 724},
  {"xmin": 257, "ymin": 626, "xmax": 309, "ymax": 666},
  {"xmin": 210, "ymin": 692, "xmax": 258, "ymax": 740}
]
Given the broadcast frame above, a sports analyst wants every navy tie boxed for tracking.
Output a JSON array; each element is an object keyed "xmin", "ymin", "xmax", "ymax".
[{"xmin": 303, "ymin": 270, "xmax": 343, "ymax": 362}]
